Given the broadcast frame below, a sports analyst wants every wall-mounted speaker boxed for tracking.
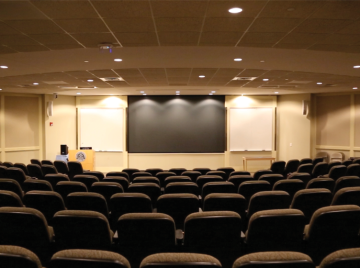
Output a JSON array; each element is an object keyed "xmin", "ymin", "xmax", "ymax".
[
  {"xmin": 61, "ymin": 144, "xmax": 68, "ymax": 155},
  {"xmin": 302, "ymin": 100, "xmax": 309, "ymax": 116},
  {"xmin": 47, "ymin": 101, "xmax": 53, "ymax": 117}
]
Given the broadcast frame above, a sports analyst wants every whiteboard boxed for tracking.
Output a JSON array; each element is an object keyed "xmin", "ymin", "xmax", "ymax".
[
  {"xmin": 229, "ymin": 107, "xmax": 273, "ymax": 151},
  {"xmin": 80, "ymin": 108, "xmax": 123, "ymax": 151}
]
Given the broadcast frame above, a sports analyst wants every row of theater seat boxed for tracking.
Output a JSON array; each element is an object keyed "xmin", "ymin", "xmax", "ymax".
[
  {"xmin": 3, "ymin": 246, "xmax": 360, "ymax": 268},
  {"xmin": 0, "ymin": 203, "xmax": 359, "ymax": 267}
]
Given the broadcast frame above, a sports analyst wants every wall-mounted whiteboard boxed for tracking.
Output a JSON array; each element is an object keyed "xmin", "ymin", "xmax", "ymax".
[
  {"xmin": 79, "ymin": 108, "xmax": 123, "ymax": 151},
  {"xmin": 229, "ymin": 107, "xmax": 273, "ymax": 151}
]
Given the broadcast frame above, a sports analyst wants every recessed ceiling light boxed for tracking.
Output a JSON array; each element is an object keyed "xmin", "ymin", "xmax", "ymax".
[
  {"xmin": 84, "ymin": 61, "xmax": 89, "ymax": 63},
  {"xmin": 211, "ymin": 91, "xmax": 216, "ymax": 93},
  {"xmin": 77, "ymin": 93, "xmax": 81, "ymax": 95},
  {"xmin": 33, "ymin": 83, "xmax": 39, "ymax": 85},
  {"xmin": 317, "ymin": 82, "xmax": 322, "ymax": 85},
  {"xmin": 140, "ymin": 91, "xmax": 144, "ymax": 93},
  {"xmin": 114, "ymin": 59, "xmax": 122, "ymax": 62},
  {"xmin": 353, "ymin": 87, "xmax": 358, "ymax": 90},
  {"xmin": 176, "ymin": 91, "xmax": 180, "ymax": 93},
  {"xmin": 209, "ymin": 93, "xmax": 213, "ymax": 95},
  {"xmin": 228, "ymin": 7, "xmax": 242, "ymax": 13},
  {"xmin": 0, "ymin": 88, "xmax": 2, "ymax": 91},
  {"xmin": 0, "ymin": 66, "xmax": 8, "ymax": 69},
  {"xmin": 176, "ymin": 93, "xmax": 180, "ymax": 95},
  {"xmin": 263, "ymin": 78, "xmax": 269, "ymax": 81},
  {"xmin": 260, "ymin": 60, "xmax": 265, "ymax": 63},
  {"xmin": 354, "ymin": 65, "xmax": 360, "ymax": 68},
  {"xmin": 143, "ymin": 93, "xmax": 147, "ymax": 95},
  {"xmin": 274, "ymin": 92, "xmax": 279, "ymax": 94},
  {"xmin": 199, "ymin": 75, "xmax": 205, "ymax": 78},
  {"xmin": 234, "ymin": 58, "xmax": 242, "ymax": 61},
  {"xmin": 87, "ymin": 79, "xmax": 94, "ymax": 82}
]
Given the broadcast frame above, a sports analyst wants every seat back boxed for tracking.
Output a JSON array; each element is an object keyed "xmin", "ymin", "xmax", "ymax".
[
  {"xmin": 168, "ymin": 168, "xmax": 187, "ymax": 176},
  {"xmin": 131, "ymin": 172, "xmax": 152, "ymax": 182},
  {"xmin": 193, "ymin": 168, "xmax": 211, "ymax": 175},
  {"xmin": 103, "ymin": 176, "xmax": 129, "ymax": 191},
  {"xmin": 145, "ymin": 168, "xmax": 164, "ymax": 177},
  {"xmin": 346, "ymin": 163, "xmax": 360, "ymax": 176},
  {"xmin": 203, "ymin": 193, "xmax": 246, "ymax": 220},
  {"xmin": 44, "ymin": 174, "xmax": 70, "ymax": 189},
  {"xmin": 315, "ymin": 152, "xmax": 330, "ymax": 163},
  {"xmin": 297, "ymin": 163, "xmax": 314, "ymax": 175},
  {"xmin": 228, "ymin": 175, "xmax": 254, "ymax": 190},
  {"xmin": 14, "ymin": 163, "xmax": 29, "ymax": 175},
  {"xmin": 330, "ymin": 152, "xmax": 344, "ymax": 162},
  {"xmin": 55, "ymin": 181, "xmax": 87, "ymax": 200},
  {"xmin": 67, "ymin": 161, "xmax": 83, "ymax": 179},
  {"xmin": 258, "ymin": 174, "xmax": 284, "ymax": 187},
  {"xmin": 230, "ymin": 170, "xmax": 251, "ymax": 176},
  {"xmin": 247, "ymin": 191, "xmax": 292, "ymax": 218},
  {"xmin": 107, "ymin": 171, "xmax": 129, "ymax": 181},
  {"xmin": 216, "ymin": 167, "xmax": 235, "ymax": 178},
  {"xmin": 318, "ymin": 248, "xmax": 360, "ymax": 268},
  {"xmin": 290, "ymin": 188, "xmax": 332, "ymax": 223},
  {"xmin": 30, "ymin": 159, "xmax": 42, "ymax": 166},
  {"xmin": 0, "ymin": 190, "xmax": 23, "ymax": 207},
  {"xmin": 49, "ymin": 249, "xmax": 130, "ymax": 268},
  {"xmin": 342, "ymin": 160, "xmax": 353, "ymax": 167},
  {"xmin": 7, "ymin": 167, "xmax": 28, "ymax": 185},
  {"xmin": 270, "ymin": 161, "xmax": 286, "ymax": 174},
  {"xmin": 0, "ymin": 178, "xmax": 23, "ymax": 198},
  {"xmin": 157, "ymin": 193, "xmax": 199, "ymax": 229},
  {"xmin": 273, "ymin": 179, "xmax": 305, "ymax": 199},
  {"xmin": 41, "ymin": 160, "xmax": 54, "ymax": 166},
  {"xmin": 127, "ymin": 183, "xmax": 160, "ymax": 207},
  {"xmin": 313, "ymin": 157, "xmax": 324, "ymax": 166},
  {"xmin": 0, "ymin": 166, "xmax": 7, "ymax": 178},
  {"xmin": 122, "ymin": 168, "xmax": 140, "ymax": 181},
  {"xmin": 3, "ymin": 161, "xmax": 14, "ymax": 167},
  {"xmin": 27, "ymin": 164, "xmax": 44, "ymax": 180},
  {"xmin": 0, "ymin": 245, "xmax": 42, "ymax": 268},
  {"xmin": 327, "ymin": 161, "xmax": 342, "ymax": 172},
  {"xmin": 306, "ymin": 178, "xmax": 335, "ymax": 192},
  {"xmin": 23, "ymin": 190, "xmax": 65, "ymax": 225},
  {"xmin": 300, "ymin": 158, "xmax": 313, "ymax": 165},
  {"xmin": 283, "ymin": 159, "xmax": 300, "ymax": 176},
  {"xmin": 253, "ymin": 170, "xmax": 273, "ymax": 180},
  {"xmin": 206, "ymin": 171, "xmax": 227, "ymax": 180},
  {"xmin": 246, "ymin": 209, "xmax": 305, "ymax": 252},
  {"xmin": 328, "ymin": 165, "xmax": 347, "ymax": 181},
  {"xmin": 164, "ymin": 176, "xmax": 191, "ymax": 187},
  {"xmin": 288, "ymin": 172, "xmax": 313, "ymax": 185},
  {"xmin": 91, "ymin": 182, "xmax": 124, "ymax": 204},
  {"xmin": 66, "ymin": 192, "xmax": 109, "ymax": 217},
  {"xmin": 202, "ymin": 181, "xmax": 236, "ymax": 200},
  {"xmin": 23, "ymin": 179, "xmax": 53, "ymax": 192},
  {"xmin": 181, "ymin": 171, "xmax": 201, "ymax": 183},
  {"xmin": 333, "ymin": 176, "xmax": 360, "ymax": 193},
  {"xmin": 133, "ymin": 176, "xmax": 160, "ymax": 186},
  {"xmin": 331, "ymin": 187, "xmax": 360, "ymax": 206},
  {"xmin": 312, "ymin": 162, "xmax": 329, "ymax": 178},
  {"xmin": 84, "ymin": 171, "xmax": 104, "ymax": 181},
  {"xmin": 165, "ymin": 182, "xmax": 199, "ymax": 195},
  {"xmin": 54, "ymin": 161, "xmax": 69, "ymax": 175},
  {"xmin": 196, "ymin": 175, "xmax": 223, "ymax": 189},
  {"xmin": 73, "ymin": 174, "xmax": 99, "ymax": 189},
  {"xmin": 238, "ymin": 181, "xmax": 271, "ymax": 205},
  {"xmin": 156, "ymin": 172, "xmax": 176, "ymax": 187},
  {"xmin": 53, "ymin": 210, "xmax": 113, "ymax": 250}
]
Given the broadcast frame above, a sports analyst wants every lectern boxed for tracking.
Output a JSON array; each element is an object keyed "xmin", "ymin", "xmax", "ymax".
[{"xmin": 68, "ymin": 149, "xmax": 95, "ymax": 171}]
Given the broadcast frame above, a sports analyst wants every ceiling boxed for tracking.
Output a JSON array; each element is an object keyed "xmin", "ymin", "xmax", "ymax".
[{"xmin": 0, "ymin": 0, "xmax": 360, "ymax": 96}]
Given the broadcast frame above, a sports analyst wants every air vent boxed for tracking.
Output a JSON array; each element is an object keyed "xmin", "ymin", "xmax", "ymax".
[
  {"xmin": 100, "ymin": 77, "xmax": 124, "ymax": 82},
  {"xmin": 232, "ymin": 77, "xmax": 257, "ymax": 81}
]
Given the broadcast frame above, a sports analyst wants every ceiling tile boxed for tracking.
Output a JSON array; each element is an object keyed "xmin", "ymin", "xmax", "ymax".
[
  {"xmin": 114, "ymin": 69, "xmax": 143, "ymax": 78},
  {"xmin": 92, "ymin": 1, "xmax": 152, "ymax": 18},
  {"xmin": 338, "ymin": 21, "xmax": 360, "ymax": 34},
  {"xmin": 261, "ymin": 70, "xmax": 292, "ymax": 77},
  {"xmin": 279, "ymin": 32, "xmax": 328, "ymax": 44},
  {"xmin": 105, "ymin": 18, "xmax": 155, "ymax": 33},
  {"xmin": 213, "ymin": 68, "xmax": 244, "ymax": 77},
  {"xmin": 273, "ymin": 43, "xmax": 311, "ymax": 49},
  {"xmin": 202, "ymin": 17, "xmax": 253, "ymax": 32},
  {"xmin": 106, "ymin": 81, "xmax": 130, "ymax": 87},
  {"xmin": 317, "ymin": 34, "xmax": 360, "ymax": 45},
  {"xmin": 191, "ymin": 68, "xmax": 218, "ymax": 77},
  {"xmin": 70, "ymin": 33, "xmax": 118, "ymax": 47},
  {"xmin": 166, "ymin": 68, "xmax": 192, "ymax": 77},
  {"xmin": 308, "ymin": 44, "xmax": 359, "ymax": 53},
  {"xmin": 259, "ymin": 1, "xmax": 324, "ymax": 18},
  {"xmin": 248, "ymin": 18, "xmax": 302, "ymax": 33},
  {"xmin": 140, "ymin": 68, "xmax": 166, "ymax": 77},
  {"xmin": 0, "ymin": 22, "xmax": 21, "ymax": 35},
  {"xmin": 88, "ymin": 69, "xmax": 118, "ymax": 78},
  {"xmin": 6, "ymin": 20, "xmax": 64, "ymax": 35},
  {"xmin": 294, "ymin": 19, "xmax": 353, "ymax": 34},
  {"xmin": 158, "ymin": 32, "xmax": 199, "ymax": 45},
  {"xmin": 151, "ymin": 1, "xmax": 207, "ymax": 17},
  {"xmin": 9, "ymin": 45, "xmax": 49, "ymax": 52},
  {"xmin": 54, "ymin": 19, "xmax": 109, "ymax": 33},
  {"xmin": 206, "ymin": 1, "xmax": 267, "ymax": 18},
  {"xmin": 0, "ymin": 35, "xmax": 40, "ymax": 46},
  {"xmin": 29, "ymin": 34, "xmax": 78, "ymax": 45},
  {"xmin": 46, "ymin": 44, "xmax": 84, "ymax": 50},
  {"xmin": 115, "ymin": 32, "xmax": 158, "ymax": 46},
  {"xmin": 225, "ymin": 80, "xmax": 249, "ymax": 87},
  {"xmin": 239, "ymin": 69, "xmax": 268, "ymax": 77},
  {"xmin": 31, "ymin": 1, "xmax": 99, "ymax": 19},
  {"xmin": 200, "ymin": 32, "xmax": 242, "ymax": 45},
  {"xmin": 239, "ymin": 32, "xmax": 285, "ymax": 44},
  {"xmin": 0, "ymin": 45, "xmax": 16, "ymax": 54},
  {"xmin": 0, "ymin": 1, "xmax": 47, "ymax": 20},
  {"xmin": 65, "ymin": 71, "xmax": 95, "ymax": 79},
  {"xmin": 155, "ymin": 18, "xmax": 203, "ymax": 32},
  {"xmin": 167, "ymin": 77, "xmax": 189, "ymax": 84},
  {"xmin": 310, "ymin": 1, "xmax": 360, "ymax": 20}
]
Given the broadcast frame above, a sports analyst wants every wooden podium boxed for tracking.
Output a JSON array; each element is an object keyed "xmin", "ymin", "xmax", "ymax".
[{"xmin": 69, "ymin": 149, "xmax": 95, "ymax": 171}]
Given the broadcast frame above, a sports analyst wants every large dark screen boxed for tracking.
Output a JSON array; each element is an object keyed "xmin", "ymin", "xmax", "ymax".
[{"xmin": 128, "ymin": 95, "xmax": 225, "ymax": 153}]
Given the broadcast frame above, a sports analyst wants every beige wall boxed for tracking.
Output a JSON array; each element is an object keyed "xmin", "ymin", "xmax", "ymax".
[
  {"xmin": 277, "ymin": 94, "xmax": 311, "ymax": 162},
  {"xmin": 44, "ymin": 95, "xmax": 76, "ymax": 161}
]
